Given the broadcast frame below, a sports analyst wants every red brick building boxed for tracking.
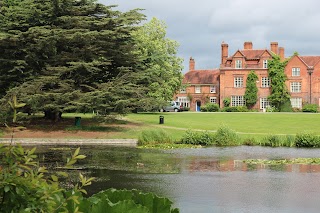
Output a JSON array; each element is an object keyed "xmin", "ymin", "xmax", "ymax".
[
  {"xmin": 175, "ymin": 57, "xmax": 219, "ymax": 111},
  {"xmin": 175, "ymin": 41, "xmax": 320, "ymax": 111},
  {"xmin": 284, "ymin": 55, "xmax": 320, "ymax": 108}
]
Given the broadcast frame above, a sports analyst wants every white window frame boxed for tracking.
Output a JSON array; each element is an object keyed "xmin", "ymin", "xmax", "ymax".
[
  {"xmin": 260, "ymin": 98, "xmax": 270, "ymax": 109},
  {"xmin": 235, "ymin": 60, "xmax": 242, "ymax": 69},
  {"xmin": 234, "ymin": 77, "xmax": 243, "ymax": 88},
  {"xmin": 210, "ymin": 85, "xmax": 216, "ymax": 93},
  {"xmin": 195, "ymin": 85, "xmax": 201, "ymax": 93},
  {"xmin": 292, "ymin": 67, "xmax": 300, "ymax": 77},
  {"xmin": 290, "ymin": 97, "xmax": 302, "ymax": 109},
  {"xmin": 210, "ymin": 97, "xmax": 217, "ymax": 104},
  {"xmin": 231, "ymin": 96, "xmax": 245, "ymax": 106},
  {"xmin": 263, "ymin": 60, "xmax": 268, "ymax": 69},
  {"xmin": 177, "ymin": 97, "xmax": 190, "ymax": 108},
  {"xmin": 261, "ymin": 77, "xmax": 270, "ymax": 88},
  {"xmin": 290, "ymin": 82, "xmax": 301, "ymax": 93}
]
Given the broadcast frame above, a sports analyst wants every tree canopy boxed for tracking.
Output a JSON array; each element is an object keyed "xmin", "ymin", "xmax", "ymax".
[
  {"xmin": 0, "ymin": 0, "xmax": 183, "ymax": 122},
  {"xmin": 244, "ymin": 70, "xmax": 258, "ymax": 109},
  {"xmin": 267, "ymin": 54, "xmax": 291, "ymax": 111}
]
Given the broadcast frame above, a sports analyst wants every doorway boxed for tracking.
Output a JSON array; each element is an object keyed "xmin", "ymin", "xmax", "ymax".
[{"xmin": 196, "ymin": 101, "xmax": 201, "ymax": 112}]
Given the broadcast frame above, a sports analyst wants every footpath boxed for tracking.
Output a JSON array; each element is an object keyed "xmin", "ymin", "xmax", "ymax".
[{"xmin": 0, "ymin": 138, "xmax": 138, "ymax": 146}]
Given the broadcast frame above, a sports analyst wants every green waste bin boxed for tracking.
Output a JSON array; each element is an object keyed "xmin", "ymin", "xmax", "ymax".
[
  {"xmin": 159, "ymin": 116, "xmax": 164, "ymax": 124},
  {"xmin": 75, "ymin": 117, "xmax": 81, "ymax": 127}
]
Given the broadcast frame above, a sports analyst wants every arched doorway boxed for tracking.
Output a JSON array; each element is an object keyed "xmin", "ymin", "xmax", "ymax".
[{"xmin": 196, "ymin": 100, "xmax": 201, "ymax": 112}]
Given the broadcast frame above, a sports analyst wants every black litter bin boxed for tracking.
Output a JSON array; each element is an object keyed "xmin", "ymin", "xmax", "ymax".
[
  {"xmin": 159, "ymin": 116, "xmax": 164, "ymax": 124},
  {"xmin": 75, "ymin": 117, "xmax": 81, "ymax": 127}
]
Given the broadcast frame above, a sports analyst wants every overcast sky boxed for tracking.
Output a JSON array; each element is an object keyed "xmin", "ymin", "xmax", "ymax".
[{"xmin": 100, "ymin": 0, "xmax": 320, "ymax": 72}]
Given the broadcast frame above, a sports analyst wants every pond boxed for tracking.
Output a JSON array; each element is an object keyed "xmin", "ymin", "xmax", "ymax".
[{"xmin": 37, "ymin": 145, "xmax": 320, "ymax": 213}]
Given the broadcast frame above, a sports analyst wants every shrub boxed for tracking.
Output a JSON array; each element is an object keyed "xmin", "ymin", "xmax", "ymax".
[
  {"xmin": 138, "ymin": 129, "xmax": 173, "ymax": 145},
  {"xmin": 180, "ymin": 130, "xmax": 215, "ymax": 146},
  {"xmin": 295, "ymin": 133, "xmax": 320, "ymax": 147},
  {"xmin": 214, "ymin": 126, "xmax": 240, "ymax": 146},
  {"xmin": 302, "ymin": 104, "xmax": 318, "ymax": 113},
  {"xmin": 221, "ymin": 106, "xmax": 248, "ymax": 112},
  {"xmin": 223, "ymin": 98, "xmax": 231, "ymax": 107},
  {"xmin": 200, "ymin": 105, "xmax": 207, "ymax": 112},
  {"xmin": 206, "ymin": 103, "xmax": 219, "ymax": 112}
]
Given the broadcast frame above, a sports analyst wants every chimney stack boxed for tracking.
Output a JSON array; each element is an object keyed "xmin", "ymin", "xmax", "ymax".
[
  {"xmin": 189, "ymin": 57, "xmax": 195, "ymax": 71},
  {"xmin": 221, "ymin": 42, "xmax": 229, "ymax": 66},
  {"xmin": 244, "ymin": 41, "xmax": 253, "ymax": 49},
  {"xmin": 270, "ymin": 42, "xmax": 278, "ymax": 54},
  {"xmin": 279, "ymin": 47, "xmax": 285, "ymax": 61}
]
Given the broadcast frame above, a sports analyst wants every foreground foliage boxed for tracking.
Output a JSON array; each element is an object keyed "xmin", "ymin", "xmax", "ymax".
[{"xmin": 0, "ymin": 144, "xmax": 179, "ymax": 212}]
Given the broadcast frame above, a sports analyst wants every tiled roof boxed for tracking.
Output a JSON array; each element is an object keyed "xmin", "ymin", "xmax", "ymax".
[
  {"xmin": 239, "ymin": 49, "xmax": 268, "ymax": 59},
  {"xmin": 183, "ymin": 69, "xmax": 220, "ymax": 84},
  {"xmin": 299, "ymin": 56, "xmax": 320, "ymax": 67}
]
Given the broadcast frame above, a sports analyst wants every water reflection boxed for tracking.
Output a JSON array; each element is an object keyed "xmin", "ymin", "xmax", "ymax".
[{"xmin": 36, "ymin": 145, "xmax": 320, "ymax": 213}]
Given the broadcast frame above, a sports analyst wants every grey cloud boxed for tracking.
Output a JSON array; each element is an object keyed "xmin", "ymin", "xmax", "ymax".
[{"xmin": 101, "ymin": 0, "xmax": 320, "ymax": 70}]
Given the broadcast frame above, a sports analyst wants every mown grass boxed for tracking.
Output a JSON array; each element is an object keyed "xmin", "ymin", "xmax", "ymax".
[{"xmin": 126, "ymin": 112, "xmax": 320, "ymax": 135}]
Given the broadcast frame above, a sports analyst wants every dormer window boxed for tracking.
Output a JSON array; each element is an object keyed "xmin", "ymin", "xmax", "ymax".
[
  {"xmin": 235, "ymin": 60, "xmax": 242, "ymax": 68},
  {"xmin": 263, "ymin": 60, "xmax": 268, "ymax": 68}
]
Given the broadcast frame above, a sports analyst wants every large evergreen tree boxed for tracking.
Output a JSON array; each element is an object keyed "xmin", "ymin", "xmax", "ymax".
[{"xmin": 0, "ymin": 0, "xmax": 147, "ymax": 120}]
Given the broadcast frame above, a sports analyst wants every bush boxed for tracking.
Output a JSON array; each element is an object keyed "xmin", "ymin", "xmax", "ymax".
[
  {"xmin": 206, "ymin": 103, "xmax": 219, "ymax": 112},
  {"xmin": 221, "ymin": 106, "xmax": 248, "ymax": 112},
  {"xmin": 223, "ymin": 98, "xmax": 231, "ymax": 107},
  {"xmin": 214, "ymin": 126, "xmax": 240, "ymax": 146},
  {"xmin": 302, "ymin": 104, "xmax": 318, "ymax": 113},
  {"xmin": 200, "ymin": 105, "xmax": 207, "ymax": 112},
  {"xmin": 295, "ymin": 133, "xmax": 320, "ymax": 147},
  {"xmin": 182, "ymin": 107, "xmax": 190, "ymax": 111},
  {"xmin": 138, "ymin": 129, "xmax": 173, "ymax": 145},
  {"xmin": 180, "ymin": 130, "xmax": 215, "ymax": 146}
]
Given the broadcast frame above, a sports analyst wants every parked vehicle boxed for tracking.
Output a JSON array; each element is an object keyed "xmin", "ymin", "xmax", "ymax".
[{"xmin": 160, "ymin": 101, "xmax": 182, "ymax": 112}]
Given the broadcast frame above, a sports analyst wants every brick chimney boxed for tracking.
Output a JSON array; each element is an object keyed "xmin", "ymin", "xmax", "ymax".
[
  {"xmin": 270, "ymin": 42, "xmax": 278, "ymax": 54},
  {"xmin": 244, "ymin": 41, "xmax": 253, "ymax": 49},
  {"xmin": 221, "ymin": 42, "xmax": 229, "ymax": 66},
  {"xmin": 189, "ymin": 57, "xmax": 195, "ymax": 71},
  {"xmin": 279, "ymin": 47, "xmax": 285, "ymax": 61}
]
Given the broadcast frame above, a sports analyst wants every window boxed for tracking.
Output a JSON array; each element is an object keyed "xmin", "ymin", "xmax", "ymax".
[
  {"xmin": 210, "ymin": 97, "xmax": 217, "ymax": 104},
  {"xmin": 180, "ymin": 88, "xmax": 186, "ymax": 93},
  {"xmin": 235, "ymin": 60, "xmax": 242, "ymax": 68},
  {"xmin": 260, "ymin": 98, "xmax": 270, "ymax": 109},
  {"xmin": 195, "ymin": 85, "xmax": 201, "ymax": 93},
  {"xmin": 231, "ymin": 96, "xmax": 245, "ymax": 106},
  {"xmin": 291, "ymin": 98, "xmax": 302, "ymax": 108},
  {"xmin": 263, "ymin": 60, "xmax": 268, "ymax": 69},
  {"xmin": 234, "ymin": 77, "xmax": 243, "ymax": 88},
  {"xmin": 210, "ymin": 85, "xmax": 216, "ymax": 93},
  {"xmin": 177, "ymin": 97, "xmax": 190, "ymax": 108},
  {"xmin": 261, "ymin": 77, "xmax": 270, "ymax": 87},
  {"xmin": 290, "ymin": 82, "xmax": 301, "ymax": 93},
  {"xmin": 292, "ymin": 67, "xmax": 300, "ymax": 76}
]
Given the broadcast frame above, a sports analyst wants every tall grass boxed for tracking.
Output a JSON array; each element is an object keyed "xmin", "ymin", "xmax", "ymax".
[{"xmin": 138, "ymin": 129, "xmax": 173, "ymax": 146}]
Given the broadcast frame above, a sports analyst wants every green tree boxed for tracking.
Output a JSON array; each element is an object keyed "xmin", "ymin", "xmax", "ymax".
[
  {"xmin": 268, "ymin": 54, "xmax": 291, "ymax": 111},
  {"xmin": 0, "ymin": 0, "xmax": 146, "ymax": 120},
  {"xmin": 244, "ymin": 70, "xmax": 258, "ymax": 109},
  {"xmin": 130, "ymin": 17, "xmax": 183, "ymax": 110}
]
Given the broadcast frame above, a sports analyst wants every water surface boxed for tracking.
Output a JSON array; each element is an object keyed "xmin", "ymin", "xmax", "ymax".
[{"xmin": 38, "ymin": 146, "xmax": 320, "ymax": 213}]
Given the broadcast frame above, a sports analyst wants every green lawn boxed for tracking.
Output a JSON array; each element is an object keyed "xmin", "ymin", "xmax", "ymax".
[{"xmin": 126, "ymin": 112, "xmax": 320, "ymax": 137}]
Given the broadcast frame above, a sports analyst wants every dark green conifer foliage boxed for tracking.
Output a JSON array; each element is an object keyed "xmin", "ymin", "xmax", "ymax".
[
  {"xmin": 0, "ymin": 0, "xmax": 147, "ymax": 119},
  {"xmin": 244, "ymin": 70, "xmax": 258, "ymax": 109}
]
